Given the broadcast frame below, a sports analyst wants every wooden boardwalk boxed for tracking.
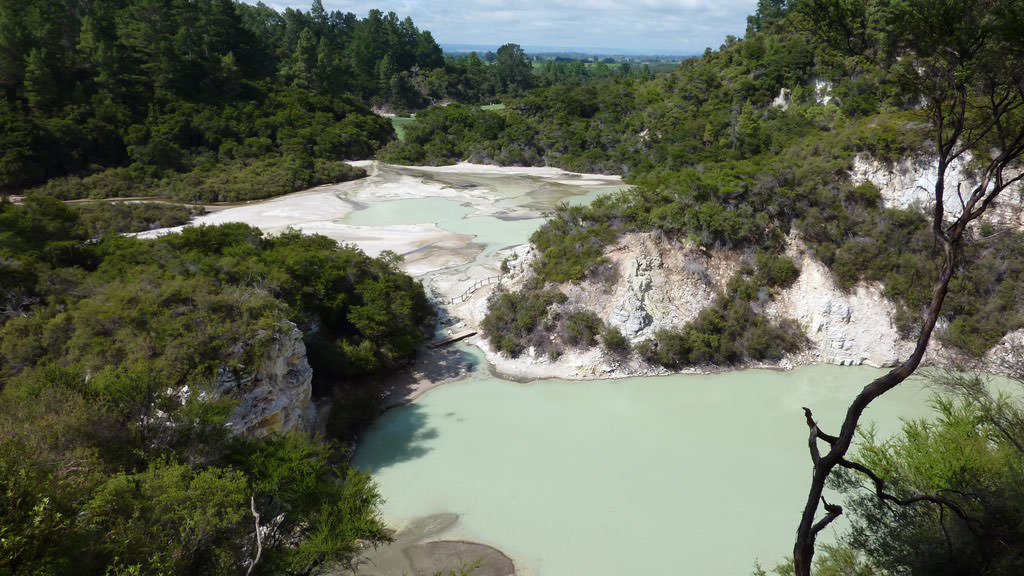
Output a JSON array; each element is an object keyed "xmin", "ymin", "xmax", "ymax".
[
  {"xmin": 443, "ymin": 275, "xmax": 502, "ymax": 305},
  {"xmin": 426, "ymin": 330, "xmax": 477, "ymax": 349},
  {"xmin": 441, "ymin": 259, "xmax": 527, "ymax": 306}
]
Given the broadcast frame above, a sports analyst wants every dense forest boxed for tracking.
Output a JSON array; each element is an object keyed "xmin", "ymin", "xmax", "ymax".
[
  {"xmin": 375, "ymin": 0, "xmax": 1024, "ymax": 369},
  {"xmin": 0, "ymin": 0, "xmax": 542, "ymax": 201},
  {"xmin": 0, "ymin": 196, "xmax": 433, "ymax": 574}
]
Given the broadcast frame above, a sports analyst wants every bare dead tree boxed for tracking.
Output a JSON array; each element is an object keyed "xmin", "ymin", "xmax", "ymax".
[{"xmin": 792, "ymin": 1, "xmax": 1024, "ymax": 574}]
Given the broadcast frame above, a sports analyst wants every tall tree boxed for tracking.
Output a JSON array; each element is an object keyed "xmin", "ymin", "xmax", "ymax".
[
  {"xmin": 495, "ymin": 43, "xmax": 533, "ymax": 93},
  {"xmin": 792, "ymin": 1, "xmax": 1024, "ymax": 574}
]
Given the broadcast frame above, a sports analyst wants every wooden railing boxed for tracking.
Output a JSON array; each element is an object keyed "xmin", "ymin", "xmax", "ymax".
[
  {"xmin": 442, "ymin": 259, "xmax": 525, "ymax": 305},
  {"xmin": 444, "ymin": 274, "xmax": 503, "ymax": 305}
]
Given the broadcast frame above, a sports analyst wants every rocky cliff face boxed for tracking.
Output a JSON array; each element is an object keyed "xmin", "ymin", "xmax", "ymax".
[
  {"xmin": 576, "ymin": 233, "xmax": 915, "ymax": 368},
  {"xmin": 214, "ymin": 322, "xmax": 316, "ymax": 438},
  {"xmin": 850, "ymin": 152, "xmax": 1024, "ymax": 229},
  {"xmin": 564, "ymin": 232, "xmax": 741, "ymax": 341},
  {"xmin": 487, "ymin": 228, "xmax": 1022, "ymax": 376},
  {"xmin": 766, "ymin": 240, "xmax": 912, "ymax": 367}
]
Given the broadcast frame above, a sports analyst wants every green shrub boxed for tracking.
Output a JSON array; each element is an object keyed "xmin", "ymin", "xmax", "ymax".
[
  {"xmin": 75, "ymin": 202, "xmax": 202, "ymax": 237},
  {"xmin": 481, "ymin": 285, "xmax": 568, "ymax": 357},
  {"xmin": 560, "ymin": 310, "xmax": 604, "ymax": 347},
  {"xmin": 530, "ymin": 203, "xmax": 618, "ymax": 283},
  {"xmin": 754, "ymin": 251, "xmax": 800, "ymax": 288},
  {"xmin": 601, "ymin": 325, "xmax": 631, "ymax": 356}
]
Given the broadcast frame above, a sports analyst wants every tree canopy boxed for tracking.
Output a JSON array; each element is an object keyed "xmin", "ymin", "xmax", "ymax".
[
  {"xmin": 0, "ymin": 0, "xmax": 454, "ymax": 199},
  {"xmin": 0, "ymin": 198, "xmax": 434, "ymax": 574}
]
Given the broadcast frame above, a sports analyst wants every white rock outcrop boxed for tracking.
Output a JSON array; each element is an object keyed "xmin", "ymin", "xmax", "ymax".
[
  {"xmin": 985, "ymin": 329, "xmax": 1024, "ymax": 375},
  {"xmin": 767, "ymin": 244, "xmax": 908, "ymax": 367},
  {"xmin": 850, "ymin": 152, "xmax": 1024, "ymax": 229},
  {"xmin": 771, "ymin": 87, "xmax": 792, "ymax": 111},
  {"xmin": 814, "ymin": 79, "xmax": 834, "ymax": 106},
  {"xmin": 215, "ymin": 322, "xmax": 316, "ymax": 438},
  {"xmin": 565, "ymin": 233, "xmax": 741, "ymax": 341}
]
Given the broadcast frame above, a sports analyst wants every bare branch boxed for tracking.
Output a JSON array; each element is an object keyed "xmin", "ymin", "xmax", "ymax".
[
  {"xmin": 810, "ymin": 497, "xmax": 843, "ymax": 536},
  {"xmin": 806, "ymin": 415, "xmax": 821, "ymax": 466},
  {"xmin": 837, "ymin": 457, "xmax": 980, "ymax": 524},
  {"xmin": 247, "ymin": 496, "xmax": 264, "ymax": 576},
  {"xmin": 803, "ymin": 407, "xmax": 838, "ymax": 444}
]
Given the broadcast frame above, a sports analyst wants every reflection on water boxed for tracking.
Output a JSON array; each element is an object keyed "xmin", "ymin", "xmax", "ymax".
[
  {"xmin": 354, "ymin": 403, "xmax": 437, "ymax": 472},
  {"xmin": 354, "ymin": 365, "xmax": 936, "ymax": 576}
]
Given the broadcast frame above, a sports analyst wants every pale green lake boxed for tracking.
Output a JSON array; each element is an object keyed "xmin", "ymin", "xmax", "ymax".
[
  {"xmin": 344, "ymin": 196, "xmax": 544, "ymax": 263},
  {"xmin": 354, "ymin": 360, "xmax": 938, "ymax": 575}
]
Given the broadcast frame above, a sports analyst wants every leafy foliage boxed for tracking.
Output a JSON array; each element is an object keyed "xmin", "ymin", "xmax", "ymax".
[
  {"xmin": 832, "ymin": 375, "xmax": 1024, "ymax": 576},
  {"xmin": 0, "ymin": 199, "xmax": 433, "ymax": 574},
  {"xmin": 480, "ymin": 283, "xmax": 567, "ymax": 357},
  {"xmin": 601, "ymin": 325, "xmax": 631, "ymax": 356},
  {"xmin": 74, "ymin": 201, "xmax": 203, "ymax": 237},
  {"xmin": 0, "ymin": 0, "xmax": 455, "ymax": 198}
]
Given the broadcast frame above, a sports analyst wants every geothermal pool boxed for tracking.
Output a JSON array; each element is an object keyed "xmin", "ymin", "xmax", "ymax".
[{"xmin": 354, "ymin": 358, "xmax": 935, "ymax": 575}]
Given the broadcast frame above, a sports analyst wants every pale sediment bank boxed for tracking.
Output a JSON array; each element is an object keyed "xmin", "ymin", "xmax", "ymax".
[
  {"xmin": 342, "ymin": 514, "xmax": 516, "ymax": 576},
  {"xmin": 139, "ymin": 161, "xmax": 623, "ymax": 277}
]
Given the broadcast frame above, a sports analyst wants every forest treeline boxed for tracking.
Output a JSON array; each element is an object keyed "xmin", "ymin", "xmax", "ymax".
[
  {"xmin": 0, "ymin": 196, "xmax": 434, "ymax": 574},
  {"xmin": 0, "ymin": 0, "xmax": 544, "ymax": 201}
]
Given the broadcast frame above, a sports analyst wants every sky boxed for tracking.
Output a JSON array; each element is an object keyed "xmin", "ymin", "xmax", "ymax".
[{"xmin": 259, "ymin": 0, "xmax": 760, "ymax": 55}]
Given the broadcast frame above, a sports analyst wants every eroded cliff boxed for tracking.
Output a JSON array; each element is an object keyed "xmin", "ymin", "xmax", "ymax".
[{"xmin": 215, "ymin": 322, "xmax": 316, "ymax": 438}]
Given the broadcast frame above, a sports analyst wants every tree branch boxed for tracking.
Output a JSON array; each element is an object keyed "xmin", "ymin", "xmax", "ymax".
[
  {"xmin": 836, "ymin": 458, "xmax": 979, "ymax": 524},
  {"xmin": 247, "ymin": 496, "xmax": 264, "ymax": 576},
  {"xmin": 810, "ymin": 497, "xmax": 843, "ymax": 536}
]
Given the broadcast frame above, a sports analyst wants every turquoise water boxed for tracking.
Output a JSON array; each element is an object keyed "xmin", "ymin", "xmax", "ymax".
[
  {"xmin": 343, "ymin": 196, "xmax": 546, "ymax": 266},
  {"xmin": 354, "ymin": 363, "xmax": 937, "ymax": 575},
  {"xmin": 345, "ymin": 197, "xmax": 543, "ymax": 248}
]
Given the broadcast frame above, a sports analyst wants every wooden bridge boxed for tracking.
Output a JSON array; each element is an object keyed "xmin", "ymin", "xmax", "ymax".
[
  {"xmin": 426, "ymin": 330, "xmax": 478, "ymax": 349},
  {"xmin": 443, "ymin": 275, "xmax": 503, "ymax": 305},
  {"xmin": 440, "ymin": 256, "xmax": 529, "ymax": 306}
]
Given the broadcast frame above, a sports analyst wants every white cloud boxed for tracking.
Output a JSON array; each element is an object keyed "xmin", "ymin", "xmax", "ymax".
[{"xmin": 257, "ymin": 0, "xmax": 758, "ymax": 54}]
